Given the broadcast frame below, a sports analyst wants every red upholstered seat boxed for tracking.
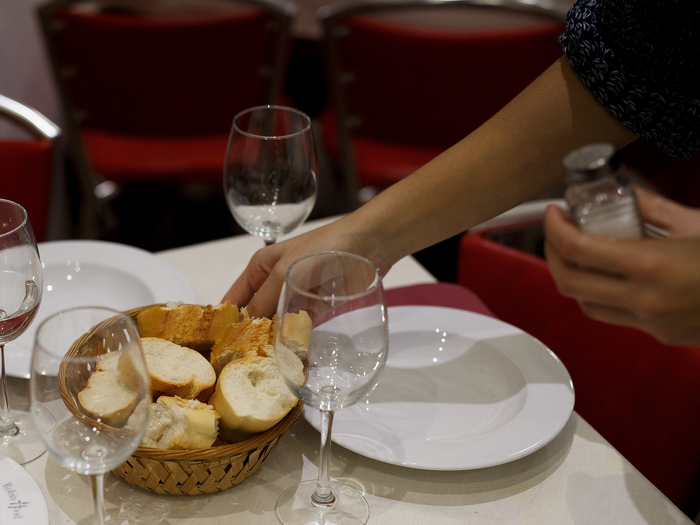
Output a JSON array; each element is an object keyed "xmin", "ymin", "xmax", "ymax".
[
  {"xmin": 81, "ymin": 130, "xmax": 229, "ymax": 183},
  {"xmin": 0, "ymin": 140, "xmax": 53, "ymax": 242},
  {"xmin": 319, "ymin": 0, "xmax": 566, "ymax": 194},
  {"xmin": 321, "ymin": 112, "xmax": 443, "ymax": 187},
  {"xmin": 457, "ymin": 227, "xmax": 700, "ymax": 517}
]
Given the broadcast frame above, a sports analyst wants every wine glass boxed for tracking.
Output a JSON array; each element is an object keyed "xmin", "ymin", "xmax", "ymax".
[
  {"xmin": 0, "ymin": 198, "xmax": 44, "ymax": 463},
  {"xmin": 224, "ymin": 105, "xmax": 318, "ymax": 246},
  {"xmin": 29, "ymin": 307, "xmax": 151, "ymax": 525},
  {"xmin": 274, "ymin": 251, "xmax": 388, "ymax": 525}
]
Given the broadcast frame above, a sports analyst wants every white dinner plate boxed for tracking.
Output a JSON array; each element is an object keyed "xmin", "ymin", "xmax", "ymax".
[
  {"xmin": 304, "ymin": 305, "xmax": 575, "ymax": 470},
  {"xmin": 3, "ymin": 240, "xmax": 197, "ymax": 378},
  {"xmin": 0, "ymin": 457, "xmax": 49, "ymax": 525}
]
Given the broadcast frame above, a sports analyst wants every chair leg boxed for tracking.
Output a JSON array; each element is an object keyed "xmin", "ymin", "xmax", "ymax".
[{"xmin": 77, "ymin": 183, "xmax": 120, "ymax": 239}]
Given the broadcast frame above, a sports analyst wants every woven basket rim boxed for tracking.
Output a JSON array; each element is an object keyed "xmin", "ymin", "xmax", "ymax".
[{"xmin": 132, "ymin": 401, "xmax": 301, "ymax": 461}]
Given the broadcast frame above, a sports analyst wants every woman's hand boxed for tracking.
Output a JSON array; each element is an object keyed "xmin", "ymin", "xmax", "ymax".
[
  {"xmin": 222, "ymin": 216, "xmax": 383, "ymax": 318},
  {"xmin": 544, "ymin": 188, "xmax": 700, "ymax": 346}
]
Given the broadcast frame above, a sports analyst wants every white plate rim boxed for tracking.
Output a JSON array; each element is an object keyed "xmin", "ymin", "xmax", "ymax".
[
  {"xmin": 304, "ymin": 305, "xmax": 575, "ymax": 471},
  {"xmin": 3, "ymin": 239, "xmax": 197, "ymax": 378},
  {"xmin": 37, "ymin": 239, "xmax": 196, "ymax": 302},
  {"xmin": 0, "ymin": 457, "xmax": 49, "ymax": 525}
]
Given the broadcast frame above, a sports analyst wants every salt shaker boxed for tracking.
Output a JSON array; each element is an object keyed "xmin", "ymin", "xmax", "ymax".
[{"xmin": 563, "ymin": 143, "xmax": 644, "ymax": 239}]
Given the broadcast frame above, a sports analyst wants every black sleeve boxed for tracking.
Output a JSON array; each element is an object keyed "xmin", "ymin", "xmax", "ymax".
[{"xmin": 560, "ymin": 0, "xmax": 700, "ymax": 158}]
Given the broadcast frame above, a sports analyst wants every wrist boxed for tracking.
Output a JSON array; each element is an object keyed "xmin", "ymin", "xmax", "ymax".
[{"xmin": 335, "ymin": 203, "xmax": 408, "ymax": 278}]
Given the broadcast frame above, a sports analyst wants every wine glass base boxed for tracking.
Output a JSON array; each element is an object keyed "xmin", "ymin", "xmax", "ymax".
[
  {"xmin": 0, "ymin": 410, "xmax": 48, "ymax": 464},
  {"xmin": 276, "ymin": 479, "xmax": 370, "ymax": 525}
]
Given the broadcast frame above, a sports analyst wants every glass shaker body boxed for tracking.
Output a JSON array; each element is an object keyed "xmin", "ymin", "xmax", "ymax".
[{"xmin": 563, "ymin": 143, "xmax": 644, "ymax": 239}]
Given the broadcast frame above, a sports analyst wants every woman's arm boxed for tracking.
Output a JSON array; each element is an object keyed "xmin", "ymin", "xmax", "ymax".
[{"xmin": 224, "ymin": 56, "xmax": 637, "ymax": 317}]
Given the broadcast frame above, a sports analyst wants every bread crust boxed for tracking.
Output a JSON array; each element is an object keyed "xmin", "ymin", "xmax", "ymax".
[
  {"xmin": 210, "ymin": 318, "xmax": 273, "ymax": 376},
  {"xmin": 209, "ymin": 311, "xmax": 312, "ymax": 375},
  {"xmin": 277, "ymin": 311, "xmax": 312, "ymax": 359},
  {"xmin": 137, "ymin": 301, "xmax": 240, "ymax": 352}
]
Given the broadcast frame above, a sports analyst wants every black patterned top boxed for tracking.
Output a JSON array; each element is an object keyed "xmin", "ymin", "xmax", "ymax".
[{"xmin": 560, "ymin": 0, "xmax": 700, "ymax": 158}]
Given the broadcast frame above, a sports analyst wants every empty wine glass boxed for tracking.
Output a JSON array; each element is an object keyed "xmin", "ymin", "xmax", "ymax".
[
  {"xmin": 274, "ymin": 252, "xmax": 388, "ymax": 525},
  {"xmin": 29, "ymin": 307, "xmax": 151, "ymax": 525},
  {"xmin": 0, "ymin": 198, "xmax": 44, "ymax": 463},
  {"xmin": 224, "ymin": 105, "xmax": 318, "ymax": 246}
]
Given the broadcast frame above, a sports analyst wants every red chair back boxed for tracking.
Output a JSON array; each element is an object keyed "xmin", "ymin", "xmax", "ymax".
[
  {"xmin": 44, "ymin": 8, "xmax": 289, "ymax": 137},
  {"xmin": 340, "ymin": 17, "xmax": 562, "ymax": 147},
  {"xmin": 0, "ymin": 140, "xmax": 53, "ymax": 242},
  {"xmin": 457, "ymin": 230, "xmax": 700, "ymax": 517},
  {"xmin": 38, "ymin": 0, "xmax": 295, "ymax": 237},
  {"xmin": 320, "ymin": 0, "xmax": 566, "ymax": 190}
]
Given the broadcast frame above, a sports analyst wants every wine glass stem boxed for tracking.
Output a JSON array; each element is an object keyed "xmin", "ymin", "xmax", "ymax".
[
  {"xmin": 265, "ymin": 239, "xmax": 276, "ymax": 247},
  {"xmin": 89, "ymin": 473, "xmax": 106, "ymax": 525},
  {"xmin": 0, "ymin": 344, "xmax": 18, "ymax": 435},
  {"xmin": 312, "ymin": 409, "xmax": 336, "ymax": 506}
]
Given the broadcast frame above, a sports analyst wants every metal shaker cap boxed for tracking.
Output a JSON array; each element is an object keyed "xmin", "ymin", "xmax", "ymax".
[{"xmin": 563, "ymin": 143, "xmax": 620, "ymax": 183}]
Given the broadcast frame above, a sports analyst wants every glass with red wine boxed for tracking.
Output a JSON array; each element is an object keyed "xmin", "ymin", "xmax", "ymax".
[{"xmin": 0, "ymin": 198, "xmax": 46, "ymax": 463}]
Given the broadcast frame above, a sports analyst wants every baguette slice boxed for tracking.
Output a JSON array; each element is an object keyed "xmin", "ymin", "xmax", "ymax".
[
  {"xmin": 277, "ymin": 311, "xmax": 312, "ymax": 359},
  {"xmin": 95, "ymin": 351, "xmax": 120, "ymax": 372},
  {"xmin": 137, "ymin": 301, "xmax": 240, "ymax": 352},
  {"xmin": 78, "ymin": 358, "xmax": 138, "ymax": 427},
  {"xmin": 212, "ymin": 353, "xmax": 303, "ymax": 440},
  {"xmin": 210, "ymin": 311, "xmax": 312, "ymax": 374},
  {"xmin": 136, "ymin": 337, "xmax": 216, "ymax": 401},
  {"xmin": 210, "ymin": 317, "xmax": 272, "ymax": 376},
  {"xmin": 141, "ymin": 396, "xmax": 220, "ymax": 450}
]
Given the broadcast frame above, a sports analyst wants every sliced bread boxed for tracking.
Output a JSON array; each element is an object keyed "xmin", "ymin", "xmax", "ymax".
[
  {"xmin": 137, "ymin": 301, "xmax": 240, "ymax": 352},
  {"xmin": 136, "ymin": 337, "xmax": 217, "ymax": 401},
  {"xmin": 141, "ymin": 396, "xmax": 220, "ymax": 450},
  {"xmin": 211, "ymin": 353, "xmax": 303, "ymax": 439},
  {"xmin": 277, "ymin": 311, "xmax": 312, "ymax": 359},
  {"xmin": 78, "ymin": 362, "xmax": 138, "ymax": 427},
  {"xmin": 210, "ymin": 317, "xmax": 272, "ymax": 376}
]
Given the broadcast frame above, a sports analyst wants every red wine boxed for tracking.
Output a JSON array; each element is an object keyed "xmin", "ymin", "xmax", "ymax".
[
  {"xmin": 0, "ymin": 302, "xmax": 39, "ymax": 344},
  {"xmin": 0, "ymin": 280, "xmax": 40, "ymax": 344}
]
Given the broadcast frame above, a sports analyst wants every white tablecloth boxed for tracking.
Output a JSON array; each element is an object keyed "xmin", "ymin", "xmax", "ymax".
[{"xmin": 10, "ymin": 216, "xmax": 694, "ymax": 525}]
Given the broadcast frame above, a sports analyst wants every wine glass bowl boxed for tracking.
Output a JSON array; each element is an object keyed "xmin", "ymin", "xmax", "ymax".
[
  {"xmin": 274, "ymin": 251, "xmax": 388, "ymax": 525},
  {"xmin": 224, "ymin": 105, "xmax": 318, "ymax": 245},
  {"xmin": 0, "ymin": 198, "xmax": 44, "ymax": 463},
  {"xmin": 29, "ymin": 307, "xmax": 150, "ymax": 525}
]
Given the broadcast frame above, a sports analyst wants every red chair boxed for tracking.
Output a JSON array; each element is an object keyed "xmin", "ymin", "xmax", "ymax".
[
  {"xmin": 38, "ymin": 0, "xmax": 296, "ymax": 237},
  {"xmin": 457, "ymin": 201, "xmax": 700, "ymax": 518},
  {"xmin": 318, "ymin": 0, "xmax": 566, "ymax": 201},
  {"xmin": 0, "ymin": 94, "xmax": 61, "ymax": 242}
]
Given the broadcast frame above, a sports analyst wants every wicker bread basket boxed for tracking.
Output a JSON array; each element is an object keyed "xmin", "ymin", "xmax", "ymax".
[{"xmin": 58, "ymin": 304, "xmax": 303, "ymax": 496}]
